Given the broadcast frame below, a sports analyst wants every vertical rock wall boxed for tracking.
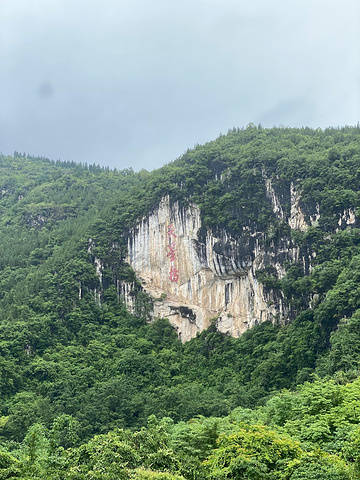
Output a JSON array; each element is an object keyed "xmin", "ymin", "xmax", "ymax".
[
  {"xmin": 96, "ymin": 176, "xmax": 357, "ymax": 341},
  {"xmin": 125, "ymin": 197, "xmax": 291, "ymax": 341}
]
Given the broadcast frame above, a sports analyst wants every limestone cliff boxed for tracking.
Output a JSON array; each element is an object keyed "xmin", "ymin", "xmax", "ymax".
[
  {"xmin": 90, "ymin": 162, "xmax": 357, "ymax": 342},
  {"xmin": 123, "ymin": 195, "xmax": 301, "ymax": 341}
]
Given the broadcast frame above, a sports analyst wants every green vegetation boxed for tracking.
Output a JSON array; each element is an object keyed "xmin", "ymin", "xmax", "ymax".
[{"xmin": 1, "ymin": 125, "xmax": 360, "ymax": 477}]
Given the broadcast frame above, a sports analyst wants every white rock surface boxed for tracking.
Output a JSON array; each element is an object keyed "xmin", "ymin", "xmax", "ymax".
[
  {"xmin": 338, "ymin": 208, "xmax": 356, "ymax": 227},
  {"xmin": 265, "ymin": 178, "xmax": 284, "ymax": 220},
  {"xmin": 288, "ymin": 182, "xmax": 308, "ymax": 231},
  {"xmin": 125, "ymin": 197, "xmax": 289, "ymax": 341}
]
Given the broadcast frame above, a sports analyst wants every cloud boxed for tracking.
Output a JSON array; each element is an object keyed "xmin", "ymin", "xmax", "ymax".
[{"xmin": 0, "ymin": 0, "xmax": 359, "ymax": 170}]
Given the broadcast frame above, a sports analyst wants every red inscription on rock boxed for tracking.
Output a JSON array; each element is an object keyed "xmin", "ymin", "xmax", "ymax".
[
  {"xmin": 167, "ymin": 223, "xmax": 179, "ymax": 283},
  {"xmin": 167, "ymin": 224, "xmax": 177, "ymax": 239},
  {"xmin": 169, "ymin": 266, "xmax": 179, "ymax": 283},
  {"xmin": 167, "ymin": 243, "xmax": 177, "ymax": 262}
]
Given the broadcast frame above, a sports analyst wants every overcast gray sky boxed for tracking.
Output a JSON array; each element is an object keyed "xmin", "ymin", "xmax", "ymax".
[{"xmin": 1, "ymin": 0, "xmax": 359, "ymax": 171}]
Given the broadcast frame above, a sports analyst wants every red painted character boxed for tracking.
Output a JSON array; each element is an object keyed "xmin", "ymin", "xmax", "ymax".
[
  {"xmin": 169, "ymin": 266, "xmax": 179, "ymax": 282},
  {"xmin": 167, "ymin": 223, "xmax": 177, "ymax": 239},
  {"xmin": 167, "ymin": 243, "xmax": 177, "ymax": 262}
]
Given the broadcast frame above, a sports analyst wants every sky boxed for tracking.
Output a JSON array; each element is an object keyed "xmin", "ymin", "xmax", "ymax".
[{"xmin": 1, "ymin": 0, "xmax": 359, "ymax": 171}]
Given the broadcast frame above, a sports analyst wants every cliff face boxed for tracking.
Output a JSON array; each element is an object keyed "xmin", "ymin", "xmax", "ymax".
[
  {"xmin": 123, "ymin": 194, "xmax": 296, "ymax": 341},
  {"xmin": 117, "ymin": 172, "xmax": 358, "ymax": 341}
]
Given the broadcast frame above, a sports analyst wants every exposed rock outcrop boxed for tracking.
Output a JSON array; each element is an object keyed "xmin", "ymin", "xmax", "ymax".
[
  {"xmin": 265, "ymin": 177, "xmax": 284, "ymax": 220},
  {"xmin": 101, "ymin": 168, "xmax": 358, "ymax": 342},
  {"xmin": 288, "ymin": 182, "xmax": 308, "ymax": 231},
  {"xmin": 124, "ymin": 197, "xmax": 296, "ymax": 341},
  {"xmin": 338, "ymin": 208, "xmax": 356, "ymax": 228}
]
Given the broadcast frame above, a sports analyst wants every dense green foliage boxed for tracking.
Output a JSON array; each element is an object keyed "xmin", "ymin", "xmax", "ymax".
[
  {"xmin": 1, "ymin": 380, "xmax": 360, "ymax": 478},
  {"xmin": 1, "ymin": 125, "xmax": 360, "ymax": 477}
]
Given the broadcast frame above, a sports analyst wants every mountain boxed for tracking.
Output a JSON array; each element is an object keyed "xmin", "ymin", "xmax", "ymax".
[
  {"xmin": 1, "ymin": 125, "xmax": 360, "ymax": 479},
  {"xmin": 91, "ymin": 124, "xmax": 360, "ymax": 341}
]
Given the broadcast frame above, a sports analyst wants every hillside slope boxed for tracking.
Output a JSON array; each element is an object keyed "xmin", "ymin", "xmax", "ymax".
[
  {"xmin": 100, "ymin": 124, "xmax": 360, "ymax": 340},
  {"xmin": 1, "ymin": 125, "xmax": 360, "ymax": 449}
]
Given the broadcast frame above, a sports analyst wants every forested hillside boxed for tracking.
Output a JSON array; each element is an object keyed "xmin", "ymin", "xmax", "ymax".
[{"xmin": 2, "ymin": 125, "xmax": 360, "ymax": 478}]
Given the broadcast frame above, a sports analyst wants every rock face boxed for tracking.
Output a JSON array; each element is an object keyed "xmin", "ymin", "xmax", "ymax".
[
  {"xmin": 125, "ymin": 197, "xmax": 296, "ymax": 341},
  {"xmin": 288, "ymin": 182, "xmax": 308, "ymax": 231},
  {"xmin": 121, "ymin": 179, "xmax": 358, "ymax": 341}
]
